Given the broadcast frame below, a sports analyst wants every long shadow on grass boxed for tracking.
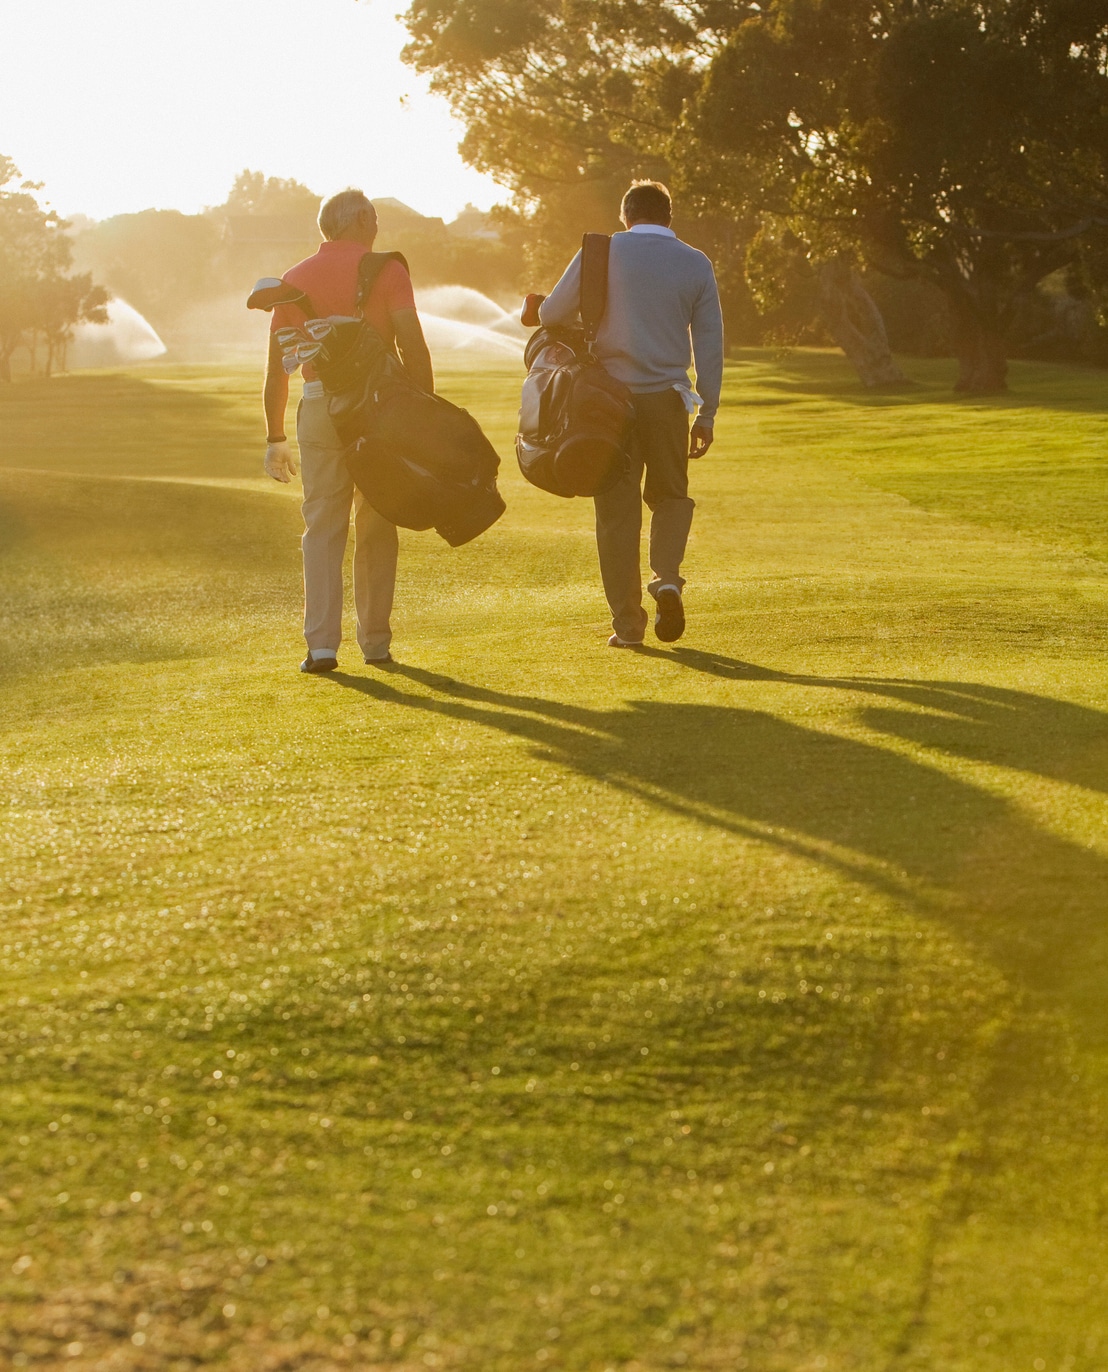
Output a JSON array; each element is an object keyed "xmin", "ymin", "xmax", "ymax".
[
  {"xmin": 660, "ymin": 646, "xmax": 1108, "ymax": 798},
  {"xmin": 332, "ymin": 664, "xmax": 1108, "ymax": 1041}
]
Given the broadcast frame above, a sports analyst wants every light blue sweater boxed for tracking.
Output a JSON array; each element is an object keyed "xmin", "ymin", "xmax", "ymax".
[{"xmin": 538, "ymin": 226, "xmax": 724, "ymax": 425}]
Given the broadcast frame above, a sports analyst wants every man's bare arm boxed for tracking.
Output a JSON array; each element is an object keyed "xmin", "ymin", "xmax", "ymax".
[
  {"xmin": 263, "ymin": 332, "xmax": 291, "ymax": 439},
  {"xmin": 392, "ymin": 308, "xmax": 434, "ymax": 394}
]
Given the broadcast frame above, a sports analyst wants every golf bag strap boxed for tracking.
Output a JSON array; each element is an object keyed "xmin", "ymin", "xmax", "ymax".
[
  {"xmin": 272, "ymin": 284, "xmax": 320, "ymax": 320},
  {"xmin": 580, "ymin": 233, "xmax": 611, "ymax": 344},
  {"xmin": 356, "ymin": 250, "xmax": 411, "ymax": 313}
]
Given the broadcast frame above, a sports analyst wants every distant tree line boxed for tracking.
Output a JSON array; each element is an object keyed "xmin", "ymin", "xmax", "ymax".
[
  {"xmin": 400, "ymin": 0, "xmax": 1108, "ymax": 391},
  {"xmin": 71, "ymin": 170, "xmax": 522, "ymax": 345},
  {"xmin": 0, "ymin": 157, "xmax": 108, "ymax": 381},
  {"xmin": 1, "ymin": 162, "xmax": 525, "ymax": 377}
]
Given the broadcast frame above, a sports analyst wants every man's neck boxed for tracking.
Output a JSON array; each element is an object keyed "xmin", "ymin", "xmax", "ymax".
[{"xmin": 330, "ymin": 233, "xmax": 377, "ymax": 250}]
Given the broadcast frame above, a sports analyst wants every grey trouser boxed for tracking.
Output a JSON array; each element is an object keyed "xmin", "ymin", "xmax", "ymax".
[
  {"xmin": 297, "ymin": 393, "xmax": 397, "ymax": 659},
  {"xmin": 593, "ymin": 387, "xmax": 695, "ymax": 643}
]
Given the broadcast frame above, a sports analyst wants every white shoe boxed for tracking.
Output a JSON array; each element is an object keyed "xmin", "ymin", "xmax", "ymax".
[{"xmin": 608, "ymin": 634, "xmax": 643, "ymax": 648}]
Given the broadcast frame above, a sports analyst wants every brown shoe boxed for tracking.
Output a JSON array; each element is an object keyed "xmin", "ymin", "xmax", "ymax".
[
  {"xmin": 300, "ymin": 654, "xmax": 337, "ymax": 673},
  {"xmin": 654, "ymin": 586, "xmax": 685, "ymax": 643}
]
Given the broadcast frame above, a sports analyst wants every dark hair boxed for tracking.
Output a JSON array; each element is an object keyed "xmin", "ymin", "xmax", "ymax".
[{"xmin": 620, "ymin": 181, "xmax": 672, "ymax": 226}]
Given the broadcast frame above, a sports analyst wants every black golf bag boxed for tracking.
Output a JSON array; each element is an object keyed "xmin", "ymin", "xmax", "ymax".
[
  {"xmin": 515, "ymin": 234, "xmax": 634, "ymax": 499},
  {"xmin": 250, "ymin": 252, "xmax": 505, "ymax": 547}
]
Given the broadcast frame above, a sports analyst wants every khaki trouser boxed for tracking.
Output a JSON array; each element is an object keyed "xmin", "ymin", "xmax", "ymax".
[
  {"xmin": 297, "ymin": 393, "xmax": 397, "ymax": 659},
  {"xmin": 593, "ymin": 387, "xmax": 695, "ymax": 643}
]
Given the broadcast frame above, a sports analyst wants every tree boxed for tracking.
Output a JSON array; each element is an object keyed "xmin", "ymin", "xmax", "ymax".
[
  {"xmin": 402, "ymin": 0, "xmax": 1108, "ymax": 391},
  {"xmin": 399, "ymin": 0, "xmax": 902, "ymax": 380},
  {"xmin": 0, "ymin": 155, "xmax": 46, "ymax": 380},
  {"xmin": 0, "ymin": 156, "xmax": 107, "ymax": 381},
  {"xmin": 33, "ymin": 272, "xmax": 109, "ymax": 377},
  {"xmin": 203, "ymin": 171, "xmax": 324, "ymax": 303},
  {"xmin": 220, "ymin": 169, "xmax": 321, "ymax": 223},
  {"xmin": 401, "ymin": 1, "xmax": 688, "ymax": 271},
  {"xmin": 743, "ymin": 219, "xmax": 906, "ymax": 384},
  {"xmin": 73, "ymin": 209, "xmax": 221, "ymax": 332},
  {"xmin": 687, "ymin": 0, "xmax": 1108, "ymax": 391}
]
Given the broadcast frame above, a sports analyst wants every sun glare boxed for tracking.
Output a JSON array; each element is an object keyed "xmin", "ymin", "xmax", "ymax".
[{"xmin": 0, "ymin": 0, "xmax": 504, "ymax": 221}]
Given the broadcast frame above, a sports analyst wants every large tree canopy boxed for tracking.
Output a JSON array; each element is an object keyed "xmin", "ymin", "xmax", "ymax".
[
  {"xmin": 402, "ymin": 0, "xmax": 1108, "ymax": 389},
  {"xmin": 687, "ymin": 0, "xmax": 1108, "ymax": 388},
  {"xmin": 403, "ymin": 0, "xmax": 696, "ymax": 269}
]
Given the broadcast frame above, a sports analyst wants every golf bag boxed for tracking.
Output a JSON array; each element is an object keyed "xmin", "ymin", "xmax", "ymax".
[
  {"xmin": 515, "ymin": 234, "xmax": 634, "ymax": 499},
  {"xmin": 249, "ymin": 252, "xmax": 505, "ymax": 547}
]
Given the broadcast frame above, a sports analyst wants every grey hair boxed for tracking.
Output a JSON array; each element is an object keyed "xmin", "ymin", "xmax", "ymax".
[{"xmin": 318, "ymin": 189, "xmax": 377, "ymax": 241}]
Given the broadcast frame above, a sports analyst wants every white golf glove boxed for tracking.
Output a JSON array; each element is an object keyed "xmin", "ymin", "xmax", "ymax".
[{"xmin": 264, "ymin": 440, "xmax": 298, "ymax": 484}]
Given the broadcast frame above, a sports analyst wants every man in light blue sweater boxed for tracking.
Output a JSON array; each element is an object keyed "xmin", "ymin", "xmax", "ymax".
[{"xmin": 539, "ymin": 181, "xmax": 724, "ymax": 646}]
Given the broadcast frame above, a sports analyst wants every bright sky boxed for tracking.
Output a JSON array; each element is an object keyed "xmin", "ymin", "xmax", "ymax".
[{"xmin": 0, "ymin": 0, "xmax": 506, "ymax": 223}]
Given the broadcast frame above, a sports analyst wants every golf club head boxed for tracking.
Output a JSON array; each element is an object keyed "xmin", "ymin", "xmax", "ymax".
[
  {"xmin": 247, "ymin": 278, "xmax": 310, "ymax": 312},
  {"xmin": 275, "ymin": 326, "xmax": 306, "ymax": 350},
  {"xmin": 280, "ymin": 338, "xmax": 324, "ymax": 374}
]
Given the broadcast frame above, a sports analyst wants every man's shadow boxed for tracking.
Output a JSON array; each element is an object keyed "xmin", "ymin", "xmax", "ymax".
[
  {"xmin": 659, "ymin": 645, "xmax": 1108, "ymax": 798},
  {"xmin": 331, "ymin": 655, "xmax": 1108, "ymax": 1043}
]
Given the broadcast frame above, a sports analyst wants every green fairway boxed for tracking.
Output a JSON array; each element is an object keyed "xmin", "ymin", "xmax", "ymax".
[{"xmin": 2, "ymin": 352, "xmax": 1107, "ymax": 1372}]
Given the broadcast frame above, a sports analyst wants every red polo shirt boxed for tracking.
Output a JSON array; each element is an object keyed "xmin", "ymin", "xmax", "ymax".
[{"xmin": 271, "ymin": 239, "xmax": 415, "ymax": 379}]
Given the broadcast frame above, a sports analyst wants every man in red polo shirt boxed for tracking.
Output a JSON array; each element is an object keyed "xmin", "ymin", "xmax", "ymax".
[{"xmin": 263, "ymin": 189, "xmax": 434, "ymax": 672}]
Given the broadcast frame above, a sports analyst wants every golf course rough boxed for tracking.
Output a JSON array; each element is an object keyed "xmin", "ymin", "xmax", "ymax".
[{"xmin": 1, "ymin": 351, "xmax": 1107, "ymax": 1371}]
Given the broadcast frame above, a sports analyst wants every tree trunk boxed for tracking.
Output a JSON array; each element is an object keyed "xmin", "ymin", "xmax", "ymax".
[
  {"xmin": 935, "ymin": 259, "xmax": 1011, "ymax": 394},
  {"xmin": 950, "ymin": 310, "xmax": 1008, "ymax": 393},
  {"xmin": 817, "ymin": 258, "xmax": 907, "ymax": 387}
]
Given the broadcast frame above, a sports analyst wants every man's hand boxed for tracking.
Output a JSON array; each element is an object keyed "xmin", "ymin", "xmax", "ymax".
[
  {"xmin": 689, "ymin": 423, "xmax": 714, "ymax": 459},
  {"xmin": 264, "ymin": 440, "xmax": 298, "ymax": 483}
]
